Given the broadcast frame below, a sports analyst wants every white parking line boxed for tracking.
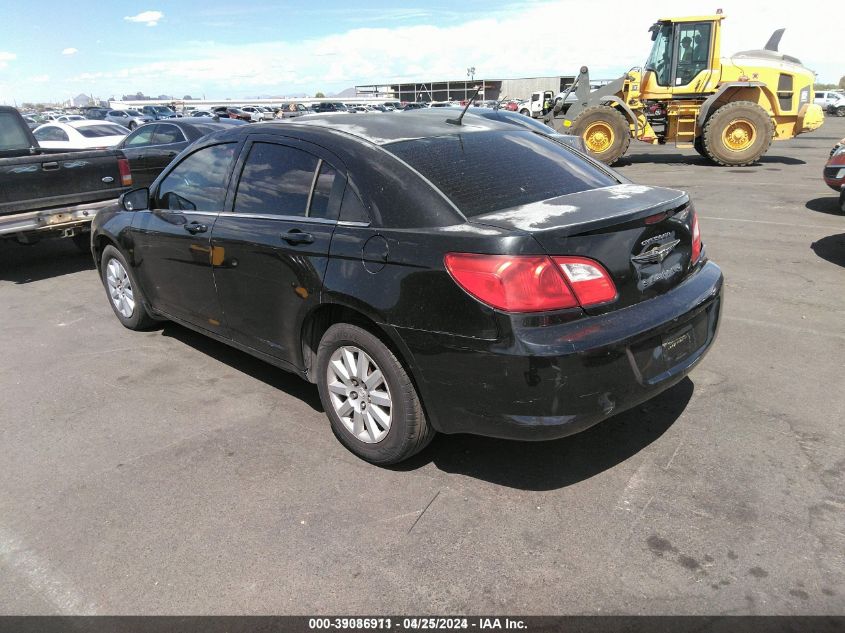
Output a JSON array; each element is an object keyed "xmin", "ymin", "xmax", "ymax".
[
  {"xmin": 724, "ymin": 315, "xmax": 845, "ymax": 341},
  {"xmin": 0, "ymin": 526, "xmax": 99, "ymax": 615},
  {"xmin": 699, "ymin": 216, "xmax": 838, "ymax": 230}
]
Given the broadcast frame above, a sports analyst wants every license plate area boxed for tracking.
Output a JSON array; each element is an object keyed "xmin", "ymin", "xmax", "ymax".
[
  {"xmin": 662, "ymin": 325, "xmax": 695, "ymax": 365},
  {"xmin": 628, "ymin": 305, "xmax": 713, "ymax": 384}
]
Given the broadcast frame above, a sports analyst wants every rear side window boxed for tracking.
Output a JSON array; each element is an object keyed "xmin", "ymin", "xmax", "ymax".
[
  {"xmin": 76, "ymin": 124, "xmax": 128, "ymax": 138},
  {"xmin": 234, "ymin": 142, "xmax": 318, "ymax": 217},
  {"xmin": 124, "ymin": 125, "xmax": 156, "ymax": 147},
  {"xmin": 153, "ymin": 124, "xmax": 185, "ymax": 145},
  {"xmin": 155, "ymin": 143, "xmax": 236, "ymax": 211},
  {"xmin": 386, "ymin": 131, "xmax": 617, "ymax": 217},
  {"xmin": 339, "ymin": 188, "xmax": 370, "ymax": 224},
  {"xmin": 34, "ymin": 126, "xmax": 69, "ymax": 142},
  {"xmin": 308, "ymin": 161, "xmax": 341, "ymax": 219}
]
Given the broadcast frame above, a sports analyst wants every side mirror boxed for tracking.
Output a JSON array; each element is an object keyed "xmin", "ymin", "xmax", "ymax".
[{"xmin": 120, "ymin": 187, "xmax": 150, "ymax": 212}]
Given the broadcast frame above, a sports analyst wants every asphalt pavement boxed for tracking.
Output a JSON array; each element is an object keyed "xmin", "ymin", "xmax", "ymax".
[{"xmin": 0, "ymin": 117, "xmax": 843, "ymax": 615}]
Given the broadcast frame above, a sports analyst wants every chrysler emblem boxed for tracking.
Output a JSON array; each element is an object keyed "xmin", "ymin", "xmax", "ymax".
[{"xmin": 631, "ymin": 238, "xmax": 681, "ymax": 265}]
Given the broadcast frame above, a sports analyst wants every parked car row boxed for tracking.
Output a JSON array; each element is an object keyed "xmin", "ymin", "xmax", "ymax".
[{"xmin": 815, "ymin": 90, "xmax": 845, "ymax": 117}]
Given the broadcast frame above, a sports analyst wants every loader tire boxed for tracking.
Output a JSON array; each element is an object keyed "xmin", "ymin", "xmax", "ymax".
[
  {"xmin": 693, "ymin": 136, "xmax": 708, "ymax": 159},
  {"xmin": 571, "ymin": 105, "xmax": 631, "ymax": 165},
  {"xmin": 701, "ymin": 101, "xmax": 773, "ymax": 166}
]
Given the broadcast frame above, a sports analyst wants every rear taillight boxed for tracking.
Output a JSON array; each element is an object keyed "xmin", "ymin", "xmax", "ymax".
[
  {"xmin": 554, "ymin": 257, "xmax": 618, "ymax": 306},
  {"xmin": 444, "ymin": 253, "xmax": 616, "ymax": 313},
  {"xmin": 118, "ymin": 158, "xmax": 133, "ymax": 186},
  {"xmin": 691, "ymin": 211, "xmax": 702, "ymax": 263}
]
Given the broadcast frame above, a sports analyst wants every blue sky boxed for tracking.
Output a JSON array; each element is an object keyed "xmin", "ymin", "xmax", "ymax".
[{"xmin": 0, "ymin": 1, "xmax": 839, "ymax": 104}]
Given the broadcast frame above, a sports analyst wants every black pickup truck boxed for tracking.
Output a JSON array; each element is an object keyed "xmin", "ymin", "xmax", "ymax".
[{"xmin": 0, "ymin": 106, "xmax": 132, "ymax": 247}]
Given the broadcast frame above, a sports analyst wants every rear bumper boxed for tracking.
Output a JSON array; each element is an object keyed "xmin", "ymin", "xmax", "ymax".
[
  {"xmin": 0, "ymin": 198, "xmax": 118, "ymax": 237},
  {"xmin": 399, "ymin": 261, "xmax": 723, "ymax": 440}
]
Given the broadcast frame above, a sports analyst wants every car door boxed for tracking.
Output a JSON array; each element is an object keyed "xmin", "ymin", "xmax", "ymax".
[
  {"xmin": 671, "ymin": 22, "xmax": 712, "ymax": 89},
  {"xmin": 108, "ymin": 111, "xmax": 128, "ymax": 127},
  {"xmin": 119, "ymin": 124, "xmax": 158, "ymax": 188},
  {"xmin": 130, "ymin": 141, "xmax": 239, "ymax": 332},
  {"xmin": 211, "ymin": 135, "xmax": 345, "ymax": 364}
]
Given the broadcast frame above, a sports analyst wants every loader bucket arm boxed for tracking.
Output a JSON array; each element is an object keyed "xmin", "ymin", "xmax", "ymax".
[{"xmin": 544, "ymin": 67, "xmax": 628, "ymax": 133}]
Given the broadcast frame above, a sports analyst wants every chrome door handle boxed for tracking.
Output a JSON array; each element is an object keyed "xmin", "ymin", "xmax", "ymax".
[
  {"xmin": 184, "ymin": 222, "xmax": 208, "ymax": 234},
  {"xmin": 281, "ymin": 229, "xmax": 314, "ymax": 245}
]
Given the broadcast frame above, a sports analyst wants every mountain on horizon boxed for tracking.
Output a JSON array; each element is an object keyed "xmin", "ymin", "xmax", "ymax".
[{"xmin": 331, "ymin": 87, "xmax": 357, "ymax": 98}]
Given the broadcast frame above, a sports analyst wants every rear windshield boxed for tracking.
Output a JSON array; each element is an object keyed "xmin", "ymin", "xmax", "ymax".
[
  {"xmin": 77, "ymin": 124, "xmax": 128, "ymax": 138},
  {"xmin": 386, "ymin": 131, "xmax": 617, "ymax": 217}
]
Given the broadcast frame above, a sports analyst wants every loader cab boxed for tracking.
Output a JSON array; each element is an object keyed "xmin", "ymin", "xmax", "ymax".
[{"xmin": 642, "ymin": 15, "xmax": 723, "ymax": 98}]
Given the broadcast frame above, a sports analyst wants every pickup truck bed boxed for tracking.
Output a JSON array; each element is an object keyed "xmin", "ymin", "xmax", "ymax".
[{"xmin": 0, "ymin": 106, "xmax": 131, "ymax": 243}]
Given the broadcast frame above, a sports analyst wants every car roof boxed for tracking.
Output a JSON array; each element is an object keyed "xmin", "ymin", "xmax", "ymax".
[
  {"xmin": 149, "ymin": 117, "xmax": 242, "ymax": 127},
  {"xmin": 66, "ymin": 119, "xmax": 124, "ymax": 129},
  {"xmin": 33, "ymin": 120, "xmax": 122, "ymax": 134},
  {"xmin": 284, "ymin": 109, "xmax": 519, "ymax": 145}
]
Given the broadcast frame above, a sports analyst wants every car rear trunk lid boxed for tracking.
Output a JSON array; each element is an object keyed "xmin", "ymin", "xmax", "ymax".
[{"xmin": 469, "ymin": 184, "xmax": 698, "ymax": 313}]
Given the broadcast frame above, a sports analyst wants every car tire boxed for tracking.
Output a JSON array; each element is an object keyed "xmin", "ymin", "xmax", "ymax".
[
  {"xmin": 519, "ymin": 109, "xmax": 530, "ymax": 117},
  {"xmin": 316, "ymin": 323, "xmax": 434, "ymax": 465},
  {"xmin": 128, "ymin": 122, "xmax": 136, "ymax": 130},
  {"xmin": 100, "ymin": 245, "xmax": 156, "ymax": 330},
  {"xmin": 571, "ymin": 105, "xmax": 631, "ymax": 165},
  {"xmin": 840, "ymin": 189, "xmax": 845, "ymax": 214},
  {"xmin": 837, "ymin": 106, "xmax": 845, "ymax": 118},
  {"xmin": 702, "ymin": 101, "xmax": 773, "ymax": 166}
]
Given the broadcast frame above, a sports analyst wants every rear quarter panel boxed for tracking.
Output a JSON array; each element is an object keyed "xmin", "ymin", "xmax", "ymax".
[{"xmin": 324, "ymin": 223, "xmax": 545, "ymax": 341}]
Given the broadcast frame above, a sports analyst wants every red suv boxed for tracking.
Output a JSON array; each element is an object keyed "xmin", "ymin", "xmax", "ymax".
[{"xmin": 823, "ymin": 138, "xmax": 845, "ymax": 212}]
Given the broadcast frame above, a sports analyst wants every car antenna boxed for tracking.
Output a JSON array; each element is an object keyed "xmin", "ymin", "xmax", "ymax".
[{"xmin": 447, "ymin": 85, "xmax": 482, "ymax": 126}]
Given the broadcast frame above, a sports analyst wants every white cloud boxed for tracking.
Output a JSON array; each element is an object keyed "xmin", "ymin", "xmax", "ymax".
[
  {"xmin": 62, "ymin": 48, "xmax": 78, "ymax": 56},
  {"xmin": 62, "ymin": 1, "xmax": 843, "ymax": 99},
  {"xmin": 124, "ymin": 10, "xmax": 164, "ymax": 27},
  {"xmin": 0, "ymin": 51, "xmax": 15, "ymax": 69},
  {"xmin": 30, "ymin": 74, "xmax": 50, "ymax": 83}
]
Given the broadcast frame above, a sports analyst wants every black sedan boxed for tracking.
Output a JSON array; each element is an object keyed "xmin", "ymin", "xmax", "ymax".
[
  {"xmin": 91, "ymin": 110, "xmax": 722, "ymax": 465},
  {"xmin": 117, "ymin": 117, "xmax": 246, "ymax": 188}
]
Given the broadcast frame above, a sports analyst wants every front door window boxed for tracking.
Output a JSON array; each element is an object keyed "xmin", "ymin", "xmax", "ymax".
[{"xmin": 675, "ymin": 22, "xmax": 712, "ymax": 86}]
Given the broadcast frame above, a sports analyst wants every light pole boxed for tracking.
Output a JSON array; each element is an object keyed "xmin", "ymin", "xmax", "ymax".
[{"xmin": 466, "ymin": 67, "xmax": 476, "ymax": 102}]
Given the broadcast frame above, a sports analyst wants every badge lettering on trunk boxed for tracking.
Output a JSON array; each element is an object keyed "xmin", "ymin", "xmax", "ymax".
[{"xmin": 631, "ymin": 236, "xmax": 681, "ymax": 265}]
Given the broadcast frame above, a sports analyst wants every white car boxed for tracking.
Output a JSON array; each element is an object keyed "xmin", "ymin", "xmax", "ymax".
[
  {"xmin": 56, "ymin": 114, "xmax": 86, "ymax": 122},
  {"xmin": 815, "ymin": 91, "xmax": 845, "ymax": 117},
  {"xmin": 32, "ymin": 120, "xmax": 129, "ymax": 150},
  {"xmin": 239, "ymin": 105, "xmax": 273, "ymax": 122}
]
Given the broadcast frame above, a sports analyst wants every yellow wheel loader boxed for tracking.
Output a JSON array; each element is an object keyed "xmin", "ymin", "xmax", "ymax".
[{"xmin": 546, "ymin": 13, "xmax": 824, "ymax": 166}]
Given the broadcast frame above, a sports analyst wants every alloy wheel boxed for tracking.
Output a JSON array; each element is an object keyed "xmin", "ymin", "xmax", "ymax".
[
  {"xmin": 106, "ymin": 258, "xmax": 135, "ymax": 318},
  {"xmin": 326, "ymin": 345, "xmax": 392, "ymax": 443}
]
